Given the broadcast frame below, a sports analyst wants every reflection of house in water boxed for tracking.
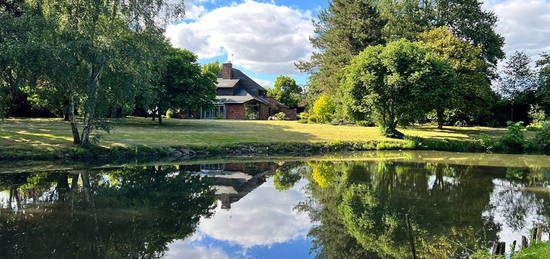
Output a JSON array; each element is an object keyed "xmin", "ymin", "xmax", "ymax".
[{"xmin": 178, "ymin": 163, "xmax": 276, "ymax": 209}]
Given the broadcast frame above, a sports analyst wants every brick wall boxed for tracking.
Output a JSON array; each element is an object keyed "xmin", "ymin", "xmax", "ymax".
[
  {"xmin": 265, "ymin": 97, "xmax": 298, "ymax": 120},
  {"xmin": 259, "ymin": 103, "xmax": 270, "ymax": 120},
  {"xmin": 225, "ymin": 104, "xmax": 245, "ymax": 119}
]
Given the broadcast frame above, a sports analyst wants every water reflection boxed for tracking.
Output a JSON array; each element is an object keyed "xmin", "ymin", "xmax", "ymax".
[{"xmin": 1, "ymin": 158, "xmax": 550, "ymax": 259}]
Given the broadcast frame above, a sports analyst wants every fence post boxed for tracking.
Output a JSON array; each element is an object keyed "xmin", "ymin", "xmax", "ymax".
[{"xmin": 522, "ymin": 235, "xmax": 529, "ymax": 249}]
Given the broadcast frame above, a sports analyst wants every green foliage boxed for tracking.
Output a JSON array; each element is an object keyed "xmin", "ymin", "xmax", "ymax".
[
  {"xmin": 155, "ymin": 48, "xmax": 217, "ymax": 124},
  {"xmin": 274, "ymin": 112, "xmax": 287, "ymax": 120},
  {"xmin": 533, "ymin": 121, "xmax": 550, "ymax": 154},
  {"xmin": 201, "ymin": 61, "xmax": 222, "ymax": 77},
  {"xmin": 498, "ymin": 51, "xmax": 537, "ymax": 122},
  {"xmin": 511, "ymin": 242, "xmax": 550, "ymax": 259},
  {"xmin": 296, "ymin": 0, "xmax": 386, "ymax": 101},
  {"xmin": 527, "ymin": 105, "xmax": 547, "ymax": 130},
  {"xmin": 498, "ymin": 121, "xmax": 527, "ymax": 153},
  {"xmin": 273, "ymin": 168, "xmax": 302, "ymax": 191},
  {"xmin": 268, "ymin": 76, "xmax": 302, "ymax": 108},
  {"xmin": 312, "ymin": 95, "xmax": 336, "ymax": 123},
  {"xmin": 341, "ymin": 39, "xmax": 456, "ymax": 137},
  {"xmin": 419, "ymin": 26, "xmax": 493, "ymax": 127}
]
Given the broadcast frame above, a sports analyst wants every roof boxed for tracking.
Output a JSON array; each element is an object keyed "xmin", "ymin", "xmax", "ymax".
[
  {"xmin": 217, "ymin": 93, "xmax": 270, "ymax": 105},
  {"xmin": 217, "ymin": 78, "xmax": 240, "ymax": 88},
  {"xmin": 217, "ymin": 68, "xmax": 267, "ymax": 96}
]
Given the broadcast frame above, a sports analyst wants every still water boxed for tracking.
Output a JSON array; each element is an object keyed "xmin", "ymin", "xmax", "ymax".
[{"xmin": 1, "ymin": 151, "xmax": 549, "ymax": 259}]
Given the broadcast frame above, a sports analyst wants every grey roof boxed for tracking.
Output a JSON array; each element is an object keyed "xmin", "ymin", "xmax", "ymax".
[
  {"xmin": 217, "ymin": 68, "xmax": 267, "ymax": 96},
  {"xmin": 217, "ymin": 78, "xmax": 240, "ymax": 88},
  {"xmin": 217, "ymin": 93, "xmax": 269, "ymax": 105}
]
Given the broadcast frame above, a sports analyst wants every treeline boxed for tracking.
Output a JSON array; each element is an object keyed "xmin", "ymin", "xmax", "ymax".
[
  {"xmin": 298, "ymin": 0, "xmax": 550, "ymax": 135},
  {"xmin": 0, "ymin": 1, "xmax": 218, "ymax": 145}
]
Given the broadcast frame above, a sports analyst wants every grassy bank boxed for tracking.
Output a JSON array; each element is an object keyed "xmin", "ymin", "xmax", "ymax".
[{"xmin": 0, "ymin": 117, "xmax": 523, "ymax": 160}]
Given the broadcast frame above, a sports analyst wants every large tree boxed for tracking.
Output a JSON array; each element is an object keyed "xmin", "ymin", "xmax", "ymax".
[
  {"xmin": 268, "ymin": 76, "xmax": 302, "ymax": 108},
  {"xmin": 296, "ymin": 0, "xmax": 386, "ymax": 101},
  {"xmin": 497, "ymin": 51, "xmax": 537, "ymax": 121},
  {"xmin": 341, "ymin": 39, "xmax": 456, "ymax": 137},
  {"xmin": 536, "ymin": 53, "xmax": 550, "ymax": 113},
  {"xmin": 11, "ymin": 0, "xmax": 185, "ymax": 145},
  {"xmin": 154, "ymin": 48, "xmax": 217, "ymax": 124},
  {"xmin": 419, "ymin": 26, "xmax": 493, "ymax": 128},
  {"xmin": 299, "ymin": 0, "xmax": 504, "ymax": 111}
]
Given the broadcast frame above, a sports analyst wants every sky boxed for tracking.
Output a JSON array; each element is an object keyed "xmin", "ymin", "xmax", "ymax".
[{"xmin": 165, "ymin": 0, "xmax": 550, "ymax": 88}]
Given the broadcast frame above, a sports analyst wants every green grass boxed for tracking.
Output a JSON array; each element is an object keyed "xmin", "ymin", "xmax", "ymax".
[
  {"xmin": 0, "ymin": 117, "xmax": 516, "ymax": 159},
  {"xmin": 512, "ymin": 242, "xmax": 550, "ymax": 259}
]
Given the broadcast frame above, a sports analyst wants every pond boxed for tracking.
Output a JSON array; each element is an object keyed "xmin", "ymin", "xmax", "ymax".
[{"xmin": 1, "ymin": 151, "xmax": 550, "ymax": 258}]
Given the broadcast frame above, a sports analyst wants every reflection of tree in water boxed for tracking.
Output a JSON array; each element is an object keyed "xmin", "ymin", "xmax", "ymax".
[
  {"xmin": 300, "ymin": 161, "xmax": 502, "ymax": 259},
  {"xmin": 0, "ymin": 166, "xmax": 216, "ymax": 258},
  {"xmin": 494, "ymin": 167, "xmax": 550, "ymax": 231}
]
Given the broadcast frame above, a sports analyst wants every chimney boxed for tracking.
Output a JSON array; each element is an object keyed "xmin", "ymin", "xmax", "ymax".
[{"xmin": 222, "ymin": 62, "xmax": 232, "ymax": 79}]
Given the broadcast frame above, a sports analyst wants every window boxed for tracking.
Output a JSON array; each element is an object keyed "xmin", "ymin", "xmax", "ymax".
[{"xmin": 201, "ymin": 105, "xmax": 225, "ymax": 119}]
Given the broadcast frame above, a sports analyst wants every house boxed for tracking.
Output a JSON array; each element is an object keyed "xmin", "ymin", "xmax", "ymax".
[{"xmin": 182, "ymin": 62, "xmax": 297, "ymax": 120}]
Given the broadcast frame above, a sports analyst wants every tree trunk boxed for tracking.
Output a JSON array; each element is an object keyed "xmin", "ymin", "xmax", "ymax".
[
  {"xmin": 436, "ymin": 109, "xmax": 444, "ymax": 129},
  {"xmin": 68, "ymin": 94, "xmax": 81, "ymax": 145},
  {"xmin": 158, "ymin": 107, "xmax": 162, "ymax": 124},
  {"xmin": 510, "ymin": 101, "xmax": 514, "ymax": 122},
  {"xmin": 80, "ymin": 65, "xmax": 102, "ymax": 146},
  {"xmin": 63, "ymin": 103, "xmax": 70, "ymax": 121}
]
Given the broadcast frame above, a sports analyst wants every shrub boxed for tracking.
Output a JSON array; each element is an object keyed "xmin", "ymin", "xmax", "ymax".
[
  {"xmin": 355, "ymin": 120, "xmax": 374, "ymax": 127},
  {"xmin": 533, "ymin": 121, "xmax": 550, "ymax": 154},
  {"xmin": 274, "ymin": 112, "xmax": 287, "ymax": 120},
  {"xmin": 312, "ymin": 95, "xmax": 336, "ymax": 123},
  {"xmin": 308, "ymin": 114, "xmax": 318, "ymax": 124},
  {"xmin": 166, "ymin": 109, "xmax": 174, "ymax": 119},
  {"xmin": 478, "ymin": 133, "xmax": 495, "ymax": 152},
  {"xmin": 497, "ymin": 121, "xmax": 527, "ymax": 152},
  {"xmin": 527, "ymin": 105, "xmax": 547, "ymax": 131}
]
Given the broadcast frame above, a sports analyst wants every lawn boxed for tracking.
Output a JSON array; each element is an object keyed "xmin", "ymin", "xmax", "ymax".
[{"xmin": 0, "ymin": 117, "xmax": 507, "ymax": 153}]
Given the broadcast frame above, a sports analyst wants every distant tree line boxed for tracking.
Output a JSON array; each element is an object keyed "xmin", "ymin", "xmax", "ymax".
[
  {"xmin": 297, "ymin": 0, "xmax": 550, "ymax": 136},
  {"xmin": 0, "ymin": 0, "xmax": 217, "ymax": 145}
]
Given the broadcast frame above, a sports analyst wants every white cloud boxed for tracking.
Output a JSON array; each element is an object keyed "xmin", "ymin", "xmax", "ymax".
[
  {"xmin": 251, "ymin": 77, "xmax": 274, "ymax": 88},
  {"xmin": 165, "ymin": 0, "xmax": 314, "ymax": 74},
  {"xmin": 488, "ymin": 0, "xmax": 550, "ymax": 57},
  {"xmin": 185, "ymin": 0, "xmax": 207, "ymax": 20},
  {"xmin": 196, "ymin": 177, "xmax": 311, "ymax": 248},
  {"xmin": 166, "ymin": 236, "xmax": 230, "ymax": 259}
]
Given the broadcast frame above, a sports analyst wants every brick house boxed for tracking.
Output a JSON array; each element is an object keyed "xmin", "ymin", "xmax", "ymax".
[{"xmin": 191, "ymin": 62, "xmax": 296, "ymax": 120}]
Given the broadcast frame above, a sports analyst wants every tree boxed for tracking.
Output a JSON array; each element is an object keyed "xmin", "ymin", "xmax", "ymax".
[
  {"xmin": 15, "ymin": 0, "xmax": 185, "ymax": 145},
  {"xmin": 296, "ymin": 0, "xmax": 386, "ymax": 102},
  {"xmin": 273, "ymin": 168, "xmax": 302, "ymax": 191},
  {"xmin": 432, "ymin": 0, "xmax": 505, "ymax": 67},
  {"xmin": 312, "ymin": 95, "xmax": 336, "ymax": 124},
  {"xmin": 268, "ymin": 76, "xmax": 302, "ymax": 108},
  {"xmin": 497, "ymin": 51, "xmax": 537, "ymax": 121},
  {"xmin": 419, "ymin": 26, "xmax": 492, "ymax": 128},
  {"xmin": 154, "ymin": 48, "xmax": 217, "ymax": 124},
  {"xmin": 341, "ymin": 39, "xmax": 456, "ymax": 137},
  {"xmin": 536, "ymin": 53, "xmax": 550, "ymax": 112},
  {"xmin": 201, "ymin": 61, "xmax": 222, "ymax": 77}
]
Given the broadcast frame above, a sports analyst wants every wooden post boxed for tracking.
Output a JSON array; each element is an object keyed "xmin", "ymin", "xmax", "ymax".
[
  {"xmin": 535, "ymin": 224, "xmax": 543, "ymax": 242},
  {"xmin": 522, "ymin": 235, "xmax": 529, "ymax": 249},
  {"xmin": 405, "ymin": 214, "xmax": 417, "ymax": 259},
  {"xmin": 493, "ymin": 242, "xmax": 506, "ymax": 255}
]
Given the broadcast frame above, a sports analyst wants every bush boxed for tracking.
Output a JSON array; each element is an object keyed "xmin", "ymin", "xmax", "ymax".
[
  {"xmin": 533, "ymin": 121, "xmax": 550, "ymax": 154},
  {"xmin": 355, "ymin": 120, "xmax": 374, "ymax": 127},
  {"xmin": 527, "ymin": 105, "xmax": 547, "ymax": 130},
  {"xmin": 308, "ymin": 114, "xmax": 318, "ymax": 124},
  {"xmin": 497, "ymin": 121, "xmax": 527, "ymax": 152},
  {"xmin": 274, "ymin": 112, "xmax": 287, "ymax": 120},
  {"xmin": 312, "ymin": 95, "xmax": 335, "ymax": 123},
  {"xmin": 165, "ymin": 109, "xmax": 174, "ymax": 119}
]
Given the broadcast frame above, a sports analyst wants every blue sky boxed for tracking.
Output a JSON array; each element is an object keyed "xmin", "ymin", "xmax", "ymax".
[{"xmin": 165, "ymin": 0, "xmax": 550, "ymax": 88}]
